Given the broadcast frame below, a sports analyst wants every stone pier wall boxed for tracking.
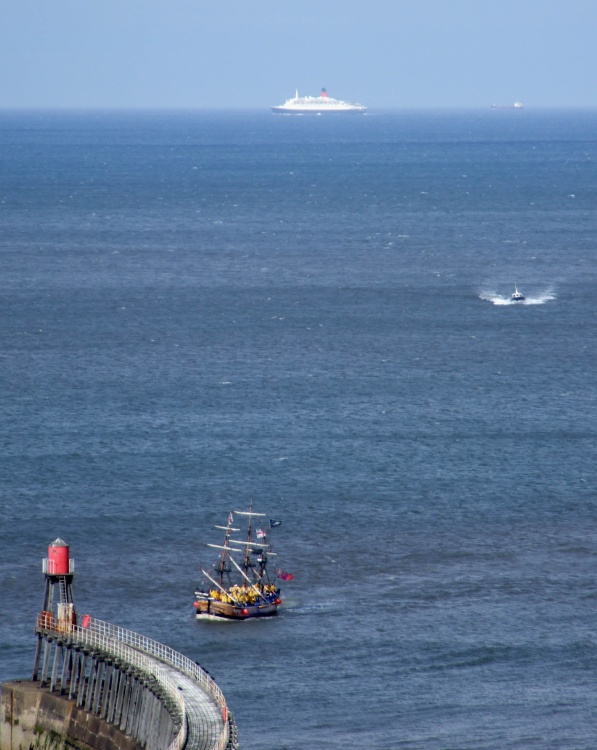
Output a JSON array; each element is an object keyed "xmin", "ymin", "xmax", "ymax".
[{"xmin": 0, "ymin": 680, "xmax": 143, "ymax": 750}]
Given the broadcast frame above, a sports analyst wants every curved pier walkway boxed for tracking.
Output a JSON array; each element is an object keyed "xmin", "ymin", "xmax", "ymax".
[
  {"xmin": 158, "ymin": 662, "xmax": 225, "ymax": 750},
  {"xmin": 32, "ymin": 615, "xmax": 237, "ymax": 750}
]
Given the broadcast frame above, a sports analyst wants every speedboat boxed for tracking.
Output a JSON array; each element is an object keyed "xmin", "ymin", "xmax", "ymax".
[{"xmin": 511, "ymin": 285, "xmax": 525, "ymax": 302}]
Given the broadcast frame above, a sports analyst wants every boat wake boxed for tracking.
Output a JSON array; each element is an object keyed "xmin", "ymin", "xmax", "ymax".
[{"xmin": 479, "ymin": 288, "xmax": 556, "ymax": 306}]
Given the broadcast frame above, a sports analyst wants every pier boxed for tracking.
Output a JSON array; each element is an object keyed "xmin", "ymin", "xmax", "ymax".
[{"xmin": 0, "ymin": 539, "xmax": 238, "ymax": 750}]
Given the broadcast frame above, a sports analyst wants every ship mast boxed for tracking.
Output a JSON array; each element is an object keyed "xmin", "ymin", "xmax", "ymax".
[
  {"xmin": 234, "ymin": 503, "xmax": 266, "ymax": 583},
  {"xmin": 212, "ymin": 512, "xmax": 237, "ymax": 586}
]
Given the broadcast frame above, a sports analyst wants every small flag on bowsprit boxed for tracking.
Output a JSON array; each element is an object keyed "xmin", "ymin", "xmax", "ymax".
[
  {"xmin": 276, "ymin": 569, "xmax": 293, "ymax": 581},
  {"xmin": 269, "ymin": 519, "xmax": 282, "ymax": 528}
]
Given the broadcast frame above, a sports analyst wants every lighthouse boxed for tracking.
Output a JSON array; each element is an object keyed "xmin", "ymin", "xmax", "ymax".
[
  {"xmin": 41, "ymin": 537, "xmax": 75, "ymax": 617},
  {"xmin": 32, "ymin": 538, "xmax": 76, "ymax": 680}
]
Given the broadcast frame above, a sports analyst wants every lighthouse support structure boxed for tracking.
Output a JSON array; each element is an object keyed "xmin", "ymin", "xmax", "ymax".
[{"xmin": 32, "ymin": 538, "xmax": 75, "ymax": 682}]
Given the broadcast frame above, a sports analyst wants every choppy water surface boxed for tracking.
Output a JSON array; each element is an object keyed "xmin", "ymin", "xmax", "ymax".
[{"xmin": 1, "ymin": 108, "xmax": 596, "ymax": 749}]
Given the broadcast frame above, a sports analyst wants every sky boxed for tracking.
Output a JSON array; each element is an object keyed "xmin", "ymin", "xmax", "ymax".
[{"xmin": 1, "ymin": 0, "xmax": 595, "ymax": 109}]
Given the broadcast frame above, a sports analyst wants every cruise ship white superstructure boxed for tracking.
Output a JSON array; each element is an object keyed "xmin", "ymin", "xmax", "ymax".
[{"xmin": 271, "ymin": 88, "xmax": 367, "ymax": 115}]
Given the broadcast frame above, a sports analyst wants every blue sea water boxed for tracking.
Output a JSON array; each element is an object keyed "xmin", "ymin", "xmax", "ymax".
[{"xmin": 1, "ymin": 108, "xmax": 596, "ymax": 749}]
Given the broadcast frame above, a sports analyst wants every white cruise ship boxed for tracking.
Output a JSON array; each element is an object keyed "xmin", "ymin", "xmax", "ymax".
[{"xmin": 271, "ymin": 88, "xmax": 367, "ymax": 115}]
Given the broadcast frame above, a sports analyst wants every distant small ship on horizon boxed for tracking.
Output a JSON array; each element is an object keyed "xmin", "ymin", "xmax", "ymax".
[{"xmin": 491, "ymin": 101, "xmax": 524, "ymax": 110}]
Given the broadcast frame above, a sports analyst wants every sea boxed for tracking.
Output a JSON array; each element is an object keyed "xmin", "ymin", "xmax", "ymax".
[{"xmin": 1, "ymin": 107, "xmax": 596, "ymax": 750}]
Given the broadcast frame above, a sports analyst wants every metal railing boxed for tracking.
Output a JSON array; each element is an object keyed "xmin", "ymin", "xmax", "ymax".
[
  {"xmin": 42, "ymin": 558, "xmax": 75, "ymax": 575},
  {"xmin": 85, "ymin": 617, "xmax": 229, "ymax": 722},
  {"xmin": 36, "ymin": 613, "xmax": 230, "ymax": 750}
]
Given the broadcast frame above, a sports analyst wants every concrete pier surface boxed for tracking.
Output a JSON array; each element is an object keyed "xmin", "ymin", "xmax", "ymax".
[{"xmin": 157, "ymin": 663, "xmax": 227, "ymax": 750}]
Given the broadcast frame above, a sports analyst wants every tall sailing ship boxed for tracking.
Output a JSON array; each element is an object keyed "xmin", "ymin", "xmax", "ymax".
[{"xmin": 194, "ymin": 507, "xmax": 291, "ymax": 620}]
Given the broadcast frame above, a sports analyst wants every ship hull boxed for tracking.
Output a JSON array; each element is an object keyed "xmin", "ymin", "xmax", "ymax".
[
  {"xmin": 195, "ymin": 597, "xmax": 279, "ymax": 620},
  {"xmin": 271, "ymin": 106, "xmax": 365, "ymax": 115}
]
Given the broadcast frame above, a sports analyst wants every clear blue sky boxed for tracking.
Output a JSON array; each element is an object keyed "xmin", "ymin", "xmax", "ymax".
[{"xmin": 1, "ymin": 0, "xmax": 595, "ymax": 109}]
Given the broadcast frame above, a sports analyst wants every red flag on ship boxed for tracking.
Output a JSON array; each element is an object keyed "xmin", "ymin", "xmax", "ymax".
[{"xmin": 276, "ymin": 569, "xmax": 294, "ymax": 581}]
